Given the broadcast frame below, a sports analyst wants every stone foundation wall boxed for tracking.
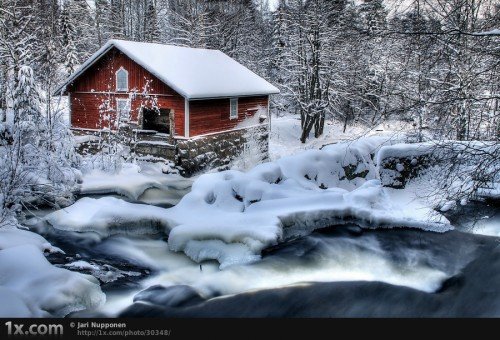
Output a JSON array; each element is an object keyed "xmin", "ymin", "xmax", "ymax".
[
  {"xmin": 73, "ymin": 125, "xmax": 270, "ymax": 176},
  {"xmin": 176, "ymin": 125, "xmax": 269, "ymax": 176},
  {"xmin": 378, "ymin": 144, "xmax": 436, "ymax": 189},
  {"xmin": 379, "ymin": 154, "xmax": 433, "ymax": 188}
]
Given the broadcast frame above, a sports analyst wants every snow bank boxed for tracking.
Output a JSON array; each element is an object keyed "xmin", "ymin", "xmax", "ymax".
[
  {"xmin": 0, "ymin": 287, "xmax": 38, "ymax": 317},
  {"xmin": 0, "ymin": 244, "xmax": 105, "ymax": 317},
  {"xmin": 269, "ymin": 115, "xmax": 408, "ymax": 160},
  {"xmin": 45, "ymin": 196, "xmax": 175, "ymax": 237},
  {"xmin": 1, "ymin": 211, "xmax": 104, "ymax": 317}
]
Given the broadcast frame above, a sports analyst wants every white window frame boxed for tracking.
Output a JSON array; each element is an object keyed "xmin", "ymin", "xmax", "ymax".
[
  {"xmin": 115, "ymin": 67, "xmax": 129, "ymax": 92},
  {"xmin": 116, "ymin": 98, "xmax": 131, "ymax": 122},
  {"xmin": 229, "ymin": 98, "xmax": 238, "ymax": 120}
]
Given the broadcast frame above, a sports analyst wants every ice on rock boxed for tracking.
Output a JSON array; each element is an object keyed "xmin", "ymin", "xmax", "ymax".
[{"xmin": 65, "ymin": 260, "xmax": 101, "ymax": 271}]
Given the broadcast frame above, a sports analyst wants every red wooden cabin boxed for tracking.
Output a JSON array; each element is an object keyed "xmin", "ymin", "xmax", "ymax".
[{"xmin": 56, "ymin": 39, "xmax": 278, "ymax": 139}]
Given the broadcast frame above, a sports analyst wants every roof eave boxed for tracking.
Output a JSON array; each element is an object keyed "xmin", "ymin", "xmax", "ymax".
[{"xmin": 187, "ymin": 90, "xmax": 280, "ymax": 101}]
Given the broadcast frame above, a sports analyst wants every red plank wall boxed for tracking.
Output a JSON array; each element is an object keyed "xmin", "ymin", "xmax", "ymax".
[
  {"xmin": 68, "ymin": 48, "xmax": 185, "ymax": 136},
  {"xmin": 189, "ymin": 96, "xmax": 268, "ymax": 136},
  {"xmin": 70, "ymin": 93, "xmax": 185, "ymax": 134}
]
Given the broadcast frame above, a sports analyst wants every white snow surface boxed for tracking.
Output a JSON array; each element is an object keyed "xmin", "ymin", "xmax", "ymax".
[
  {"xmin": 269, "ymin": 116, "xmax": 410, "ymax": 160},
  {"xmin": 0, "ymin": 227, "xmax": 105, "ymax": 317},
  {"xmin": 57, "ymin": 39, "xmax": 279, "ymax": 99},
  {"xmin": 46, "ymin": 136, "xmax": 452, "ymax": 268}
]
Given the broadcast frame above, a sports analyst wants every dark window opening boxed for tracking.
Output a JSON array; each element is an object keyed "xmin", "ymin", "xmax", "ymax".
[{"xmin": 143, "ymin": 108, "xmax": 170, "ymax": 133}]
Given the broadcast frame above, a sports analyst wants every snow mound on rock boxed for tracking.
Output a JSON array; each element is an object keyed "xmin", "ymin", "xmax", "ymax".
[{"xmin": 166, "ymin": 137, "xmax": 451, "ymax": 267}]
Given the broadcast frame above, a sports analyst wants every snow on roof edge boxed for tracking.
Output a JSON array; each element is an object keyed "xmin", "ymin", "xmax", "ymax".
[{"xmin": 54, "ymin": 39, "xmax": 280, "ymax": 99}]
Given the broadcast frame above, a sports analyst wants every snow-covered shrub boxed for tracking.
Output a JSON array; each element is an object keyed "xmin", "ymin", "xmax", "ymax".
[
  {"xmin": 79, "ymin": 138, "xmax": 129, "ymax": 175},
  {"xmin": 78, "ymin": 99, "xmax": 130, "ymax": 174},
  {"xmin": 0, "ymin": 66, "xmax": 80, "ymax": 226},
  {"xmin": 230, "ymin": 106, "xmax": 269, "ymax": 171}
]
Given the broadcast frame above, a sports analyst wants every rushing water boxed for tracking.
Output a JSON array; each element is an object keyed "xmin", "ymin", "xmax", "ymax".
[
  {"xmin": 28, "ymin": 185, "xmax": 500, "ymax": 317},
  {"xmin": 93, "ymin": 230, "xmax": 448, "ymax": 316}
]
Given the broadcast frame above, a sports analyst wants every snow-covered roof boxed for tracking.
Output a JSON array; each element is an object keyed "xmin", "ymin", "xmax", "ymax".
[{"xmin": 56, "ymin": 39, "xmax": 279, "ymax": 99}]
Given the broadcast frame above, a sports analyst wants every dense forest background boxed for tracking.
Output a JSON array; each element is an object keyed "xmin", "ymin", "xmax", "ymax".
[
  {"xmin": 1, "ymin": 0, "xmax": 499, "ymax": 142},
  {"xmin": 0, "ymin": 0, "xmax": 498, "ymax": 226}
]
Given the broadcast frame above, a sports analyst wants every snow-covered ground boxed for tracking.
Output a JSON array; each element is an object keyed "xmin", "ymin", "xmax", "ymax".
[{"xmin": 269, "ymin": 116, "xmax": 411, "ymax": 160}]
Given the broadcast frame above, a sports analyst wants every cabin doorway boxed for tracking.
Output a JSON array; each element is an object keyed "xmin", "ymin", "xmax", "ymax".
[{"xmin": 142, "ymin": 108, "xmax": 170, "ymax": 134}]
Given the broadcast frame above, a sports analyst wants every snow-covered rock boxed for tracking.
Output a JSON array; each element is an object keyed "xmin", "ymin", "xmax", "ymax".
[
  {"xmin": 45, "ymin": 196, "xmax": 175, "ymax": 237},
  {"xmin": 378, "ymin": 141, "xmax": 499, "ymax": 191},
  {"xmin": 81, "ymin": 163, "xmax": 191, "ymax": 202},
  {"xmin": 0, "ymin": 244, "xmax": 105, "ymax": 317},
  {"xmin": 167, "ymin": 177, "xmax": 450, "ymax": 268},
  {"xmin": 0, "ymin": 227, "xmax": 63, "ymax": 254},
  {"xmin": 0, "ymin": 287, "xmax": 38, "ymax": 317},
  {"xmin": 64, "ymin": 260, "xmax": 142, "ymax": 283}
]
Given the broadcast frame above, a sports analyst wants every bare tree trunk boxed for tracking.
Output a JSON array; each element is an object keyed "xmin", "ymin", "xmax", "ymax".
[{"xmin": 300, "ymin": 112, "xmax": 316, "ymax": 143}]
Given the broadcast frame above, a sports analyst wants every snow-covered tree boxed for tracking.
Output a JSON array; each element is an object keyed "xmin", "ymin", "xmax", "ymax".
[
  {"xmin": 1, "ymin": 65, "xmax": 79, "ymax": 225},
  {"xmin": 59, "ymin": 4, "xmax": 79, "ymax": 74},
  {"xmin": 144, "ymin": 1, "xmax": 160, "ymax": 43}
]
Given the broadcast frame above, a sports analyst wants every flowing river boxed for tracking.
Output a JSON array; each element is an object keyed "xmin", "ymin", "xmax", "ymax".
[{"xmin": 27, "ymin": 186, "xmax": 500, "ymax": 317}]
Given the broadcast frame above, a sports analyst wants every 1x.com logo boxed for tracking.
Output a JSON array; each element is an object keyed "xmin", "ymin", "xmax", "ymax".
[{"xmin": 5, "ymin": 321, "xmax": 63, "ymax": 336}]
